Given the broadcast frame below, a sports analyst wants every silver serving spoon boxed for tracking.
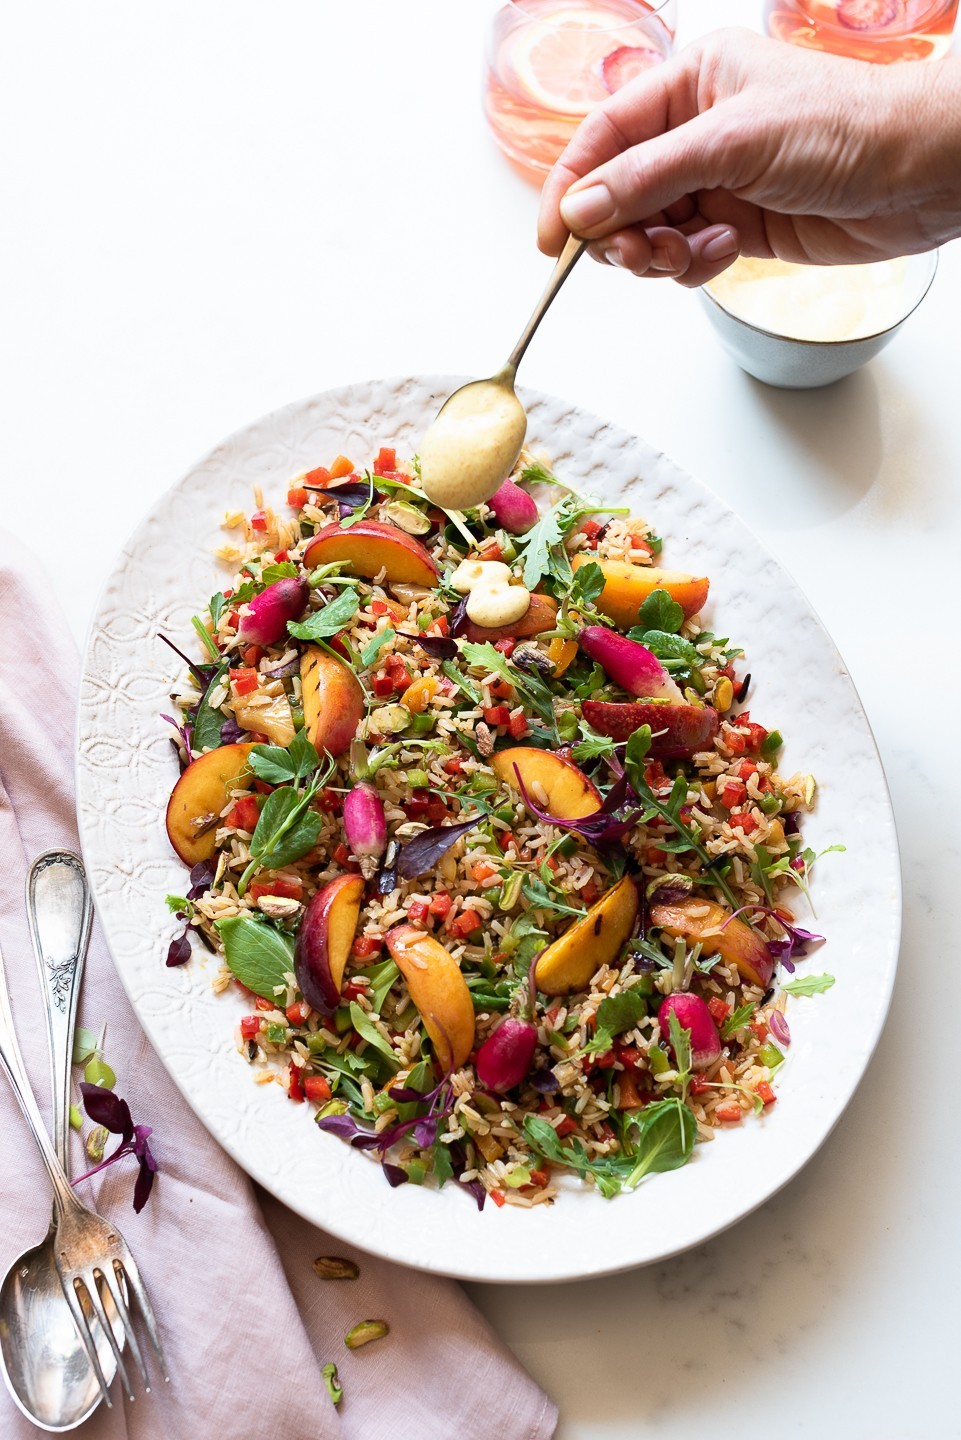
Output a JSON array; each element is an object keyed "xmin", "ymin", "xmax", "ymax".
[
  {"xmin": 419, "ymin": 233, "xmax": 586, "ymax": 512},
  {"xmin": 0, "ymin": 851, "xmax": 119, "ymax": 1431}
]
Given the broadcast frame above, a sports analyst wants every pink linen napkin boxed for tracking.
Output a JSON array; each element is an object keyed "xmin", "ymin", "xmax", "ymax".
[{"xmin": 0, "ymin": 535, "xmax": 557, "ymax": 1440}]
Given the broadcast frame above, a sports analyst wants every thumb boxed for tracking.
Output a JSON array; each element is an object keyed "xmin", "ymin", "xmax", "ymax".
[{"xmin": 559, "ymin": 108, "xmax": 738, "ymax": 239}]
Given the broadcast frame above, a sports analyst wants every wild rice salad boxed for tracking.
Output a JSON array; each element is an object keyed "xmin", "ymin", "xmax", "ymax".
[{"xmin": 163, "ymin": 445, "xmax": 837, "ymax": 1209}]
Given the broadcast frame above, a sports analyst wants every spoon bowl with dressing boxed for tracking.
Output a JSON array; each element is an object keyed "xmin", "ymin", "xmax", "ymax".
[{"xmin": 420, "ymin": 234, "xmax": 585, "ymax": 511}]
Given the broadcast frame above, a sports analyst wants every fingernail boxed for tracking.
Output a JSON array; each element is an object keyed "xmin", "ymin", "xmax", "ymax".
[
  {"xmin": 650, "ymin": 247, "xmax": 678, "ymax": 273},
  {"xmin": 701, "ymin": 228, "xmax": 738, "ymax": 263},
  {"xmin": 603, "ymin": 245, "xmax": 624, "ymax": 268},
  {"xmin": 560, "ymin": 182, "xmax": 614, "ymax": 232}
]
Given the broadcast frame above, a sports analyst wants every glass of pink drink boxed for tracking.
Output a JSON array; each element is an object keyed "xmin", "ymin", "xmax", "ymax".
[
  {"xmin": 485, "ymin": 0, "xmax": 677, "ymax": 180},
  {"xmin": 764, "ymin": 0, "xmax": 958, "ymax": 62}
]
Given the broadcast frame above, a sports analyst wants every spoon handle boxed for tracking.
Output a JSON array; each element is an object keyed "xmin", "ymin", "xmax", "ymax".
[
  {"xmin": 25, "ymin": 851, "xmax": 93, "ymax": 1172},
  {"xmin": 0, "ymin": 934, "xmax": 81, "ymax": 1217},
  {"xmin": 503, "ymin": 233, "xmax": 586, "ymax": 376}
]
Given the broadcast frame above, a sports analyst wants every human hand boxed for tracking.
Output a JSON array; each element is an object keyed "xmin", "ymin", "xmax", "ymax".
[{"xmin": 538, "ymin": 27, "xmax": 961, "ymax": 286}]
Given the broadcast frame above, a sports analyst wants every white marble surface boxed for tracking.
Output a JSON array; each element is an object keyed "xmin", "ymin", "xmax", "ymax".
[{"xmin": 2, "ymin": 2, "xmax": 957, "ymax": 1435}]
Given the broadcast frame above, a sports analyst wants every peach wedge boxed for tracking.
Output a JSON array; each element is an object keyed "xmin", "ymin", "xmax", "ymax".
[
  {"xmin": 491, "ymin": 746, "xmax": 601, "ymax": 820},
  {"xmin": 571, "ymin": 556, "xmax": 709, "ymax": 627},
  {"xmin": 165, "ymin": 742, "xmax": 254, "ymax": 866},
  {"xmin": 534, "ymin": 877, "xmax": 639, "ymax": 996},
  {"xmin": 385, "ymin": 924, "xmax": 475, "ymax": 1071},
  {"xmin": 303, "ymin": 519, "xmax": 439, "ymax": 586},
  {"xmin": 300, "ymin": 646, "xmax": 365, "ymax": 757},
  {"xmin": 294, "ymin": 873, "xmax": 366, "ymax": 1013},
  {"xmin": 649, "ymin": 897, "xmax": 774, "ymax": 990},
  {"xmin": 460, "ymin": 592, "xmax": 558, "ymax": 644}
]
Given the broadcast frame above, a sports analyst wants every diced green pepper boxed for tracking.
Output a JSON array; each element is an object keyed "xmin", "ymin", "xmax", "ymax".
[
  {"xmin": 759, "ymin": 1042, "xmax": 784, "ymax": 1070},
  {"xmin": 265, "ymin": 1022, "xmax": 288, "ymax": 1045},
  {"xmin": 405, "ymin": 768, "xmax": 430, "ymax": 789},
  {"xmin": 647, "ymin": 1043, "xmax": 670, "ymax": 1075},
  {"xmin": 406, "ymin": 712, "xmax": 436, "ymax": 737},
  {"xmin": 761, "ymin": 729, "xmax": 783, "ymax": 759}
]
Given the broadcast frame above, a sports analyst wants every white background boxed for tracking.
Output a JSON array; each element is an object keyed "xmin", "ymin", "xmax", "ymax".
[{"xmin": 2, "ymin": 3, "xmax": 958, "ymax": 1436}]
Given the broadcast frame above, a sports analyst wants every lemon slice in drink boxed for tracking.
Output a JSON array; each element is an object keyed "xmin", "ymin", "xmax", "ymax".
[{"xmin": 509, "ymin": 6, "xmax": 618, "ymax": 114}]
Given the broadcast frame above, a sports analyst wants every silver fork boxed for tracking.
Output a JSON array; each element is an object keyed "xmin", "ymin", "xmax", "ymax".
[{"xmin": 0, "ymin": 928, "xmax": 168, "ymax": 1405}]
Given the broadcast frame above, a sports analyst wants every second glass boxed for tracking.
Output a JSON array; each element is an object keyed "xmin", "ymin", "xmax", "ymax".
[
  {"xmin": 485, "ymin": 0, "xmax": 677, "ymax": 180},
  {"xmin": 764, "ymin": 0, "xmax": 958, "ymax": 62}
]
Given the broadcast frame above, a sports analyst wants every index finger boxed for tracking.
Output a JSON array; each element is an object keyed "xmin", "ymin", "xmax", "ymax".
[{"xmin": 537, "ymin": 45, "xmax": 702, "ymax": 254}]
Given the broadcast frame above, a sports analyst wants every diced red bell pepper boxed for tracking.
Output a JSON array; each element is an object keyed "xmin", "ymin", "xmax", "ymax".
[
  {"xmin": 645, "ymin": 846, "xmax": 667, "ymax": 866},
  {"xmin": 508, "ymin": 713, "xmax": 529, "ymax": 740},
  {"xmin": 304, "ymin": 465, "xmax": 331, "ymax": 489},
  {"xmin": 304, "ymin": 1075, "xmax": 332, "ymax": 1103},
  {"xmin": 274, "ymin": 550, "xmax": 289, "ymax": 563},
  {"xmin": 730, "ymin": 810, "xmax": 759, "ymax": 834},
  {"xmin": 629, "ymin": 534, "xmax": 653, "ymax": 555},
  {"xmin": 373, "ymin": 446, "xmax": 396, "ymax": 475},
  {"xmin": 490, "ymin": 678, "xmax": 513, "ymax": 700},
  {"xmin": 482, "ymin": 705, "xmax": 511, "ymax": 726},
  {"xmin": 715, "ymin": 1101, "xmax": 743, "ymax": 1123},
  {"xmin": 403, "ymin": 792, "xmax": 430, "ymax": 820},
  {"xmin": 431, "ymin": 615, "xmax": 450, "ymax": 637},
  {"xmin": 329, "ymin": 455, "xmax": 354, "ymax": 480},
  {"xmin": 736, "ymin": 760, "xmax": 759, "ymax": 781},
  {"xmin": 318, "ymin": 787, "xmax": 341, "ymax": 814},
  {"xmin": 756, "ymin": 1081, "xmax": 776, "ymax": 1107},
  {"xmin": 615, "ymin": 1045, "xmax": 643, "ymax": 1069},
  {"xmin": 255, "ymin": 995, "xmax": 275, "ymax": 1012},
  {"xmin": 342, "ymin": 979, "xmax": 367, "ymax": 1001},
  {"xmin": 477, "ymin": 541, "xmax": 503, "ymax": 563},
  {"xmin": 529, "ymin": 1169, "xmax": 550, "ymax": 1187},
  {"xmin": 593, "ymin": 1049, "xmax": 616, "ymax": 1069},
  {"xmin": 288, "ymin": 1063, "xmax": 305, "ymax": 1103},
  {"xmin": 332, "ymin": 842, "xmax": 352, "ymax": 867},
  {"xmin": 241, "ymin": 644, "xmax": 264, "ymax": 667},
  {"xmin": 227, "ymin": 795, "xmax": 261, "ymax": 832},
  {"xmin": 373, "ymin": 674, "xmax": 395, "ymax": 697},
  {"xmin": 493, "ymin": 637, "xmax": 516, "ymax": 657},
  {"xmin": 490, "ymin": 1189, "xmax": 506, "ymax": 1207},
  {"xmin": 230, "ymin": 667, "xmax": 260, "ymax": 696},
  {"xmin": 718, "ymin": 779, "xmax": 747, "ymax": 810},
  {"xmin": 581, "ymin": 519, "xmax": 603, "ymax": 539},
  {"xmin": 240, "ymin": 1015, "xmax": 262, "ymax": 1039},
  {"xmin": 724, "ymin": 730, "xmax": 748, "ymax": 755},
  {"xmin": 425, "ymin": 798, "xmax": 449, "ymax": 824},
  {"xmin": 351, "ymin": 934, "xmax": 383, "ymax": 958},
  {"xmin": 555, "ymin": 1116, "xmax": 577, "ymax": 1138},
  {"xmin": 750, "ymin": 1020, "xmax": 769, "ymax": 1043},
  {"xmin": 470, "ymin": 861, "xmax": 498, "ymax": 883},
  {"xmin": 707, "ymin": 997, "xmax": 731, "ymax": 1025},
  {"xmin": 253, "ymin": 780, "xmax": 273, "ymax": 796},
  {"xmin": 443, "ymin": 756, "xmax": 465, "ymax": 775},
  {"xmin": 429, "ymin": 891, "xmax": 453, "ymax": 918},
  {"xmin": 286, "ymin": 1000, "xmax": 311, "ymax": 1026},
  {"xmin": 250, "ymin": 876, "xmax": 303, "ymax": 902},
  {"xmin": 370, "ymin": 599, "xmax": 389, "ymax": 616},
  {"xmin": 689, "ymin": 1073, "xmax": 713, "ymax": 1096},
  {"xmin": 407, "ymin": 900, "xmax": 430, "ymax": 923},
  {"xmin": 449, "ymin": 908, "xmax": 482, "ymax": 939},
  {"xmin": 250, "ymin": 510, "xmax": 268, "ymax": 532},
  {"xmin": 744, "ymin": 721, "xmax": 768, "ymax": 751}
]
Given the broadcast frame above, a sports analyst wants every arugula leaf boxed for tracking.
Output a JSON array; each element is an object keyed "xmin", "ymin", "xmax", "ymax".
[
  {"xmin": 459, "ymin": 641, "xmax": 556, "ymax": 725},
  {"xmin": 779, "ymin": 973, "xmax": 836, "ymax": 996},
  {"xmin": 441, "ymin": 660, "xmax": 481, "ymax": 704},
  {"xmin": 571, "ymin": 724, "xmax": 616, "ymax": 762},
  {"xmin": 721, "ymin": 1001, "xmax": 757, "ymax": 1038},
  {"xmin": 585, "ymin": 986, "xmax": 649, "ymax": 1054},
  {"xmin": 570, "ymin": 662, "xmax": 605, "ymax": 699},
  {"xmin": 249, "ymin": 730, "xmax": 320, "ymax": 785},
  {"xmin": 216, "ymin": 915, "xmax": 295, "ymax": 1000},
  {"xmin": 288, "ymin": 589, "xmax": 360, "ymax": 641},
  {"xmin": 260, "ymin": 561, "xmax": 299, "ymax": 584},
  {"xmin": 501, "ymin": 911, "xmax": 549, "ymax": 978},
  {"xmin": 164, "ymin": 894, "xmax": 192, "ymax": 916},
  {"xmin": 622, "ymin": 1098, "xmax": 697, "ymax": 1186},
  {"xmin": 360, "ymin": 627, "xmax": 395, "ymax": 667},
  {"xmin": 522, "ymin": 876, "xmax": 587, "ymax": 920},
  {"xmin": 432, "ymin": 1138, "xmax": 454, "ymax": 1186},
  {"xmin": 518, "ymin": 505, "xmax": 565, "ymax": 591},
  {"xmin": 348, "ymin": 1001, "xmax": 401, "ymax": 1070},
  {"xmin": 628, "ymin": 629, "xmax": 702, "ymax": 671},
  {"xmin": 636, "ymin": 589, "xmax": 685, "ymax": 634},
  {"xmin": 209, "ymin": 592, "xmax": 228, "ymax": 628},
  {"xmin": 192, "ymin": 664, "xmax": 229, "ymax": 752}
]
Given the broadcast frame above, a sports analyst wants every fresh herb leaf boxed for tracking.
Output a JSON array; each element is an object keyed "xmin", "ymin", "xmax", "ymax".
[
  {"xmin": 288, "ymin": 589, "xmax": 360, "ymax": 641},
  {"xmin": 164, "ymin": 894, "xmax": 192, "ymax": 916},
  {"xmin": 779, "ymin": 973, "xmax": 836, "ymax": 996},
  {"xmin": 191, "ymin": 613, "xmax": 221, "ymax": 661},
  {"xmin": 209, "ymin": 592, "xmax": 228, "ymax": 627},
  {"xmin": 518, "ymin": 505, "xmax": 565, "ymax": 591},
  {"xmin": 72, "ymin": 1027, "xmax": 100, "ymax": 1066},
  {"xmin": 568, "ymin": 559, "xmax": 605, "ymax": 610},
  {"xmin": 192, "ymin": 664, "xmax": 229, "ymax": 752},
  {"xmin": 628, "ymin": 629, "xmax": 702, "ymax": 672},
  {"xmin": 261, "ymin": 561, "xmax": 299, "ymax": 584},
  {"xmin": 595, "ymin": 986, "xmax": 648, "ymax": 1039},
  {"xmin": 356, "ymin": 958, "xmax": 401, "ymax": 1014},
  {"xmin": 636, "ymin": 589, "xmax": 684, "ymax": 634},
  {"xmin": 337, "ymin": 472, "xmax": 376, "ymax": 526},
  {"xmin": 243, "ymin": 786, "xmax": 324, "ymax": 881},
  {"xmin": 216, "ymin": 915, "xmax": 295, "ymax": 999},
  {"xmin": 522, "ymin": 876, "xmax": 587, "ymax": 919},
  {"xmin": 571, "ymin": 724, "xmax": 616, "ymax": 762},
  {"xmin": 348, "ymin": 1002, "xmax": 401, "ymax": 1071},
  {"xmin": 667, "ymin": 1011, "xmax": 692, "ymax": 1095},
  {"xmin": 249, "ymin": 730, "xmax": 320, "ymax": 785},
  {"xmin": 622, "ymin": 1098, "xmax": 697, "ymax": 1186},
  {"xmin": 360, "ymin": 628, "xmax": 396, "ymax": 667},
  {"xmin": 721, "ymin": 1002, "xmax": 757, "ymax": 1038}
]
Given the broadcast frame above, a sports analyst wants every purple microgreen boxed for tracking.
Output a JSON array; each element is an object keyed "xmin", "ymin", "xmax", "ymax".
[
  {"xmin": 448, "ymin": 597, "xmax": 469, "ymax": 636},
  {"xmin": 73, "ymin": 1084, "xmax": 158, "ymax": 1212},
  {"xmin": 513, "ymin": 764, "xmax": 642, "ymax": 849},
  {"xmin": 166, "ymin": 931, "xmax": 193, "ymax": 967},
  {"xmin": 449, "ymin": 1142, "xmax": 486, "ymax": 1210},
  {"xmin": 261, "ymin": 657, "xmax": 300, "ymax": 681},
  {"xmin": 315, "ymin": 1112, "xmax": 384, "ymax": 1150},
  {"xmin": 721, "ymin": 904, "xmax": 825, "ymax": 973},
  {"xmin": 157, "ymin": 632, "xmax": 218, "ymax": 691},
  {"xmin": 394, "ymin": 816, "xmax": 483, "ymax": 882},
  {"xmin": 397, "ymin": 630, "xmax": 458, "ymax": 661},
  {"xmin": 161, "ymin": 713, "xmax": 193, "ymax": 765},
  {"xmin": 219, "ymin": 716, "xmax": 247, "ymax": 744},
  {"xmin": 326, "ymin": 481, "xmax": 378, "ymax": 509},
  {"xmin": 187, "ymin": 861, "xmax": 216, "ymax": 898}
]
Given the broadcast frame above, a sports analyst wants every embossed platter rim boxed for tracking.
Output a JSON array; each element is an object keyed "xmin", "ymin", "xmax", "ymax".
[{"xmin": 76, "ymin": 375, "xmax": 901, "ymax": 1283}]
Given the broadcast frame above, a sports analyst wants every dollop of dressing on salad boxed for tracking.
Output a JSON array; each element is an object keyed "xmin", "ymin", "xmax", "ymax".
[
  {"xmin": 450, "ymin": 557, "xmax": 532, "ymax": 628},
  {"xmin": 420, "ymin": 380, "xmax": 527, "ymax": 511}
]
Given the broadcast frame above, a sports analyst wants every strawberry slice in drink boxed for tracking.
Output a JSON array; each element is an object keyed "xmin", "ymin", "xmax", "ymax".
[
  {"xmin": 836, "ymin": 0, "xmax": 901, "ymax": 29},
  {"xmin": 600, "ymin": 44, "xmax": 664, "ymax": 93}
]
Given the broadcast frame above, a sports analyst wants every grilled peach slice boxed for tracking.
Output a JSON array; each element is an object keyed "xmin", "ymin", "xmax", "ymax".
[
  {"xmin": 650, "ymin": 898, "xmax": 774, "ymax": 989},
  {"xmin": 460, "ymin": 592, "xmax": 558, "ymax": 644},
  {"xmin": 534, "ymin": 877, "xmax": 639, "ymax": 995},
  {"xmin": 582, "ymin": 699, "xmax": 719, "ymax": 759},
  {"xmin": 166, "ymin": 743, "xmax": 254, "ymax": 866},
  {"xmin": 572, "ymin": 556, "xmax": 709, "ymax": 627},
  {"xmin": 300, "ymin": 646, "xmax": 364, "ymax": 757},
  {"xmin": 303, "ymin": 520, "xmax": 439, "ymax": 585},
  {"xmin": 385, "ymin": 924, "xmax": 475, "ymax": 1070},
  {"xmin": 294, "ymin": 873, "xmax": 365, "ymax": 1013},
  {"xmin": 491, "ymin": 747, "xmax": 601, "ymax": 819}
]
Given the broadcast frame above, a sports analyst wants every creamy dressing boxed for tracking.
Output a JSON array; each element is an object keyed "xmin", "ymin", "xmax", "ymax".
[
  {"xmin": 420, "ymin": 379, "xmax": 527, "ymax": 510},
  {"xmin": 707, "ymin": 256, "xmax": 911, "ymax": 342},
  {"xmin": 449, "ymin": 557, "xmax": 531, "ymax": 628}
]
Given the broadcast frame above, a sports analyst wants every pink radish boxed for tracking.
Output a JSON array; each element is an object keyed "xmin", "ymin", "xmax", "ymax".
[
  {"xmin": 658, "ymin": 993, "xmax": 721, "ymax": 1070},
  {"xmin": 343, "ymin": 783, "xmax": 387, "ymax": 878},
  {"xmin": 578, "ymin": 627, "xmax": 682, "ymax": 701},
  {"xmin": 476, "ymin": 1017, "xmax": 538, "ymax": 1093},
  {"xmin": 487, "ymin": 478, "xmax": 539, "ymax": 534},
  {"xmin": 238, "ymin": 577, "xmax": 309, "ymax": 647}
]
